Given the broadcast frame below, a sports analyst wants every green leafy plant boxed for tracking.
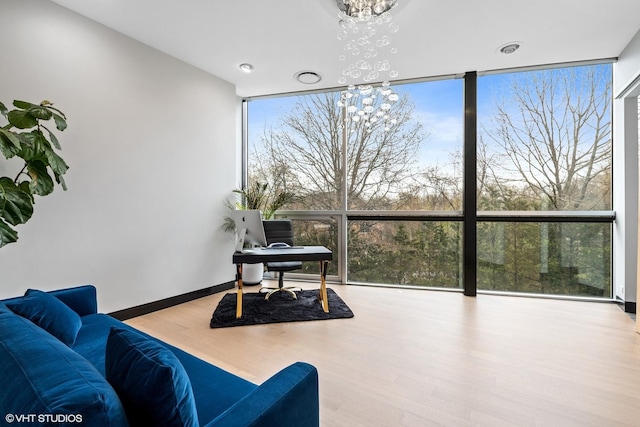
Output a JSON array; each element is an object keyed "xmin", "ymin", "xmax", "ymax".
[
  {"xmin": 223, "ymin": 181, "xmax": 295, "ymax": 233},
  {"xmin": 0, "ymin": 100, "xmax": 69, "ymax": 248}
]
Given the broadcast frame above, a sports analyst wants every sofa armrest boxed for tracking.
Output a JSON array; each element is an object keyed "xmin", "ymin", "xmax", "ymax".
[
  {"xmin": 205, "ymin": 362, "xmax": 319, "ymax": 427},
  {"xmin": 1, "ymin": 285, "xmax": 98, "ymax": 317},
  {"xmin": 48, "ymin": 285, "xmax": 98, "ymax": 317}
]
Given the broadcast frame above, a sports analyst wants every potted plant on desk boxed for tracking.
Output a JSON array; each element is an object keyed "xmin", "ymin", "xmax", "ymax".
[{"xmin": 223, "ymin": 182, "xmax": 295, "ymax": 285}]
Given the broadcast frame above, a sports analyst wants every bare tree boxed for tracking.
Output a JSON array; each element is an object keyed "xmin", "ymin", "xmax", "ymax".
[
  {"xmin": 477, "ymin": 65, "xmax": 613, "ymax": 296},
  {"xmin": 484, "ymin": 65, "xmax": 612, "ymax": 210},
  {"xmin": 417, "ymin": 150, "xmax": 462, "ymax": 211},
  {"xmin": 250, "ymin": 91, "xmax": 426, "ymax": 210}
]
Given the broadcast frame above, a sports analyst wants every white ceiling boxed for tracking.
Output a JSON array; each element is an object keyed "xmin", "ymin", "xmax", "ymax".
[{"xmin": 50, "ymin": 0, "xmax": 640, "ymax": 98}]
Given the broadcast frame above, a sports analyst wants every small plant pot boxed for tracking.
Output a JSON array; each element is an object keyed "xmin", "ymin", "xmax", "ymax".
[{"xmin": 242, "ymin": 263, "xmax": 264, "ymax": 285}]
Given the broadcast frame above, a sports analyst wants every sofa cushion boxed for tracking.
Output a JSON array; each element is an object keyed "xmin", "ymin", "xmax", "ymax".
[
  {"xmin": 0, "ymin": 302, "xmax": 129, "ymax": 426},
  {"xmin": 105, "ymin": 326, "xmax": 199, "ymax": 427},
  {"xmin": 6, "ymin": 288, "xmax": 82, "ymax": 346},
  {"xmin": 74, "ymin": 314, "xmax": 258, "ymax": 424}
]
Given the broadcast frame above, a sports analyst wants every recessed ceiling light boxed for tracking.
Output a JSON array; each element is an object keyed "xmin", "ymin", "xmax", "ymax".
[
  {"xmin": 295, "ymin": 71, "xmax": 322, "ymax": 84},
  {"xmin": 498, "ymin": 42, "xmax": 522, "ymax": 55},
  {"xmin": 239, "ymin": 63, "xmax": 254, "ymax": 73}
]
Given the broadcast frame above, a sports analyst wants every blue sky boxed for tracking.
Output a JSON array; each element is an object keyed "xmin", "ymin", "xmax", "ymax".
[
  {"xmin": 394, "ymin": 79, "xmax": 463, "ymax": 166},
  {"xmin": 246, "ymin": 64, "xmax": 612, "ymax": 171},
  {"xmin": 247, "ymin": 78, "xmax": 466, "ymax": 168}
]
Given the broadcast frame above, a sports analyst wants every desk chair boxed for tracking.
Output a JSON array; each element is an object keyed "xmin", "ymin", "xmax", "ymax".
[{"xmin": 261, "ymin": 219, "xmax": 302, "ymax": 300}]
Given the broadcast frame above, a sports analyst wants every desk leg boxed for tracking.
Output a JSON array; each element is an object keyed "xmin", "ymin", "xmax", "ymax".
[
  {"xmin": 236, "ymin": 263, "xmax": 243, "ymax": 319},
  {"xmin": 319, "ymin": 260, "xmax": 329, "ymax": 313}
]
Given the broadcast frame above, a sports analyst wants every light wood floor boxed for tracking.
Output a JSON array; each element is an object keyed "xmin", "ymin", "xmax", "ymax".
[{"xmin": 125, "ymin": 282, "xmax": 640, "ymax": 427}]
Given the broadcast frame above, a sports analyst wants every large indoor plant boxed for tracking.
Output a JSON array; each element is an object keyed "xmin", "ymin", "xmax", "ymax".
[
  {"xmin": 223, "ymin": 181, "xmax": 295, "ymax": 231},
  {"xmin": 224, "ymin": 181, "xmax": 295, "ymax": 284},
  {"xmin": 0, "ymin": 100, "xmax": 68, "ymax": 248}
]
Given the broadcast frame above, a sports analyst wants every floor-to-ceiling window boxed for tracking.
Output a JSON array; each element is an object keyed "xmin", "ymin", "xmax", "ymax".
[
  {"xmin": 245, "ymin": 62, "xmax": 614, "ymax": 298},
  {"xmin": 247, "ymin": 77, "xmax": 465, "ymax": 287},
  {"xmin": 477, "ymin": 64, "xmax": 613, "ymax": 297}
]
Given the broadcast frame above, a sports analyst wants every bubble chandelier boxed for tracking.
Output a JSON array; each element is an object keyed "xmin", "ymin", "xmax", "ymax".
[{"xmin": 335, "ymin": 0, "xmax": 400, "ymax": 132}]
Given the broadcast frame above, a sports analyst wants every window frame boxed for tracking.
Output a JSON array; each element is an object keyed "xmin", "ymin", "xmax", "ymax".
[{"xmin": 242, "ymin": 60, "xmax": 616, "ymax": 300}]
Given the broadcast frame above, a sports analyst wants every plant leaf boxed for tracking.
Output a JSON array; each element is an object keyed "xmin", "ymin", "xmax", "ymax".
[
  {"xmin": 12, "ymin": 100, "xmax": 52, "ymax": 121},
  {"xmin": 55, "ymin": 173, "xmax": 67, "ymax": 191},
  {"xmin": 13, "ymin": 100, "xmax": 38, "ymax": 110},
  {"xmin": 52, "ymin": 113, "xmax": 67, "ymax": 131},
  {"xmin": 0, "ymin": 128, "xmax": 21, "ymax": 148},
  {"xmin": 28, "ymin": 106, "xmax": 53, "ymax": 120},
  {"xmin": 43, "ymin": 143, "xmax": 69, "ymax": 176},
  {"xmin": 0, "ymin": 217, "xmax": 18, "ymax": 248},
  {"xmin": 18, "ymin": 131, "xmax": 68, "ymax": 176},
  {"xmin": 17, "ymin": 131, "xmax": 45, "ymax": 160},
  {"xmin": 0, "ymin": 177, "xmax": 34, "ymax": 226},
  {"xmin": 7, "ymin": 110, "xmax": 38, "ymax": 129},
  {"xmin": 0, "ymin": 101, "xmax": 7, "ymax": 117},
  {"xmin": 27, "ymin": 160, "xmax": 55, "ymax": 196},
  {"xmin": 17, "ymin": 181, "xmax": 34, "ymax": 203},
  {"xmin": 0, "ymin": 129, "xmax": 21, "ymax": 158},
  {"xmin": 41, "ymin": 124, "xmax": 62, "ymax": 150}
]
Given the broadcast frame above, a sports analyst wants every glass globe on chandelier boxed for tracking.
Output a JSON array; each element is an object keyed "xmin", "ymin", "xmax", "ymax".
[
  {"xmin": 336, "ymin": 0, "xmax": 398, "ymax": 21},
  {"xmin": 335, "ymin": 0, "xmax": 400, "ymax": 132}
]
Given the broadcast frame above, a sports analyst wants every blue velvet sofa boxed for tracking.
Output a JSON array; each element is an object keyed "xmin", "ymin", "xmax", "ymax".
[{"xmin": 0, "ymin": 285, "xmax": 319, "ymax": 426}]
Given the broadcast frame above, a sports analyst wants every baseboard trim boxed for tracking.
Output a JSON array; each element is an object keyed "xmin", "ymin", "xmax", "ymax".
[
  {"xmin": 625, "ymin": 301, "xmax": 637, "ymax": 314},
  {"xmin": 616, "ymin": 296, "xmax": 637, "ymax": 314},
  {"xmin": 109, "ymin": 281, "xmax": 235, "ymax": 321}
]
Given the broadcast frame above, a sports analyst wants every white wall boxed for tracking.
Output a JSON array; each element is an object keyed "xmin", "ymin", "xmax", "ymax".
[
  {"xmin": 613, "ymin": 28, "xmax": 640, "ymax": 305},
  {"xmin": 612, "ymin": 97, "xmax": 638, "ymax": 303},
  {"xmin": 615, "ymin": 29, "xmax": 640, "ymax": 97},
  {"xmin": 0, "ymin": 0, "xmax": 239, "ymax": 312}
]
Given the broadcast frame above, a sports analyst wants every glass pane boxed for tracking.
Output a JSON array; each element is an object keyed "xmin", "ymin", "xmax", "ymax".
[
  {"xmin": 286, "ymin": 217, "xmax": 339, "ymax": 276},
  {"xmin": 248, "ymin": 92, "xmax": 345, "ymax": 210},
  {"xmin": 477, "ymin": 64, "xmax": 612, "ymax": 211},
  {"xmin": 477, "ymin": 222, "xmax": 611, "ymax": 297},
  {"xmin": 345, "ymin": 79, "xmax": 464, "ymax": 210},
  {"xmin": 247, "ymin": 78, "xmax": 463, "ymax": 212},
  {"xmin": 348, "ymin": 220, "xmax": 462, "ymax": 288}
]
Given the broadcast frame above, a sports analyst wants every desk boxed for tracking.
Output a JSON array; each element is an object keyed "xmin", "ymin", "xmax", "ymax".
[{"xmin": 232, "ymin": 246, "xmax": 333, "ymax": 319}]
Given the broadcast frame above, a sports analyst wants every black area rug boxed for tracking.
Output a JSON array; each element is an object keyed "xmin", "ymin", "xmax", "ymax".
[{"xmin": 210, "ymin": 288, "xmax": 354, "ymax": 328}]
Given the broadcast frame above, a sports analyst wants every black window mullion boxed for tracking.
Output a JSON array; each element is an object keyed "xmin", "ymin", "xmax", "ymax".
[{"xmin": 463, "ymin": 72, "xmax": 477, "ymax": 297}]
